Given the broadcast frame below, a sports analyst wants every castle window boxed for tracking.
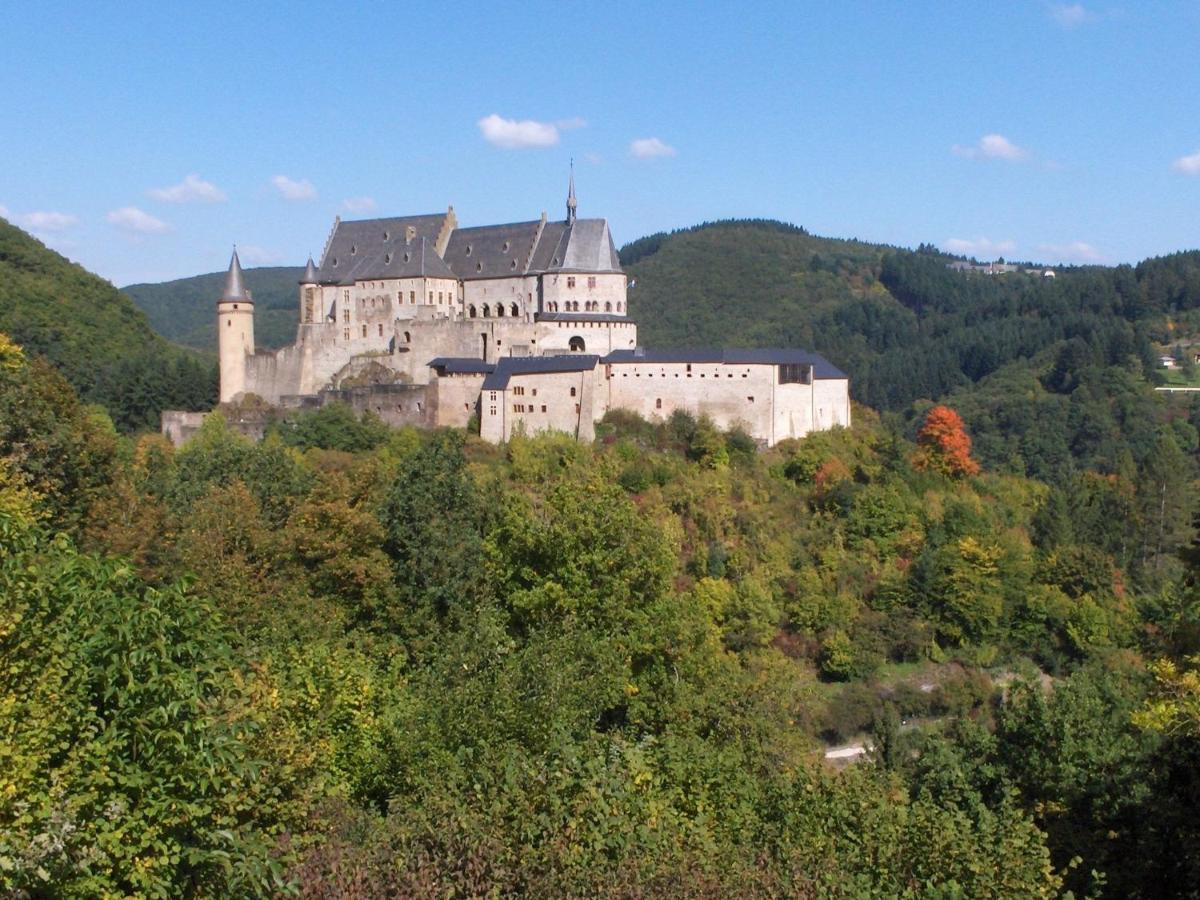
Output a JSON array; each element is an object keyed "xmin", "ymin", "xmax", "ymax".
[
  {"xmin": 656, "ymin": 398, "xmax": 662, "ymax": 409},
  {"xmin": 404, "ymin": 331, "xmax": 411, "ymax": 343},
  {"xmin": 569, "ymin": 336, "xmax": 586, "ymax": 352},
  {"xmin": 384, "ymin": 230, "xmax": 390, "ymax": 240},
  {"xmin": 332, "ymin": 257, "xmax": 338, "ymax": 267},
  {"xmin": 605, "ymin": 302, "xmax": 612, "ymax": 312},
  {"xmin": 343, "ymin": 309, "xmax": 350, "ymax": 323},
  {"xmin": 747, "ymin": 396, "xmax": 755, "ymax": 403},
  {"xmin": 469, "ymin": 304, "xmax": 477, "ymax": 318},
  {"xmin": 465, "ymin": 244, "xmax": 472, "ymax": 256},
  {"xmin": 513, "ymin": 386, "xmax": 524, "ymax": 396},
  {"xmin": 378, "ymin": 323, "xmax": 384, "ymax": 336},
  {"xmin": 511, "ymin": 259, "xmax": 517, "ymax": 270},
  {"xmin": 511, "ymin": 303, "xmax": 519, "ymax": 317},
  {"xmin": 483, "ymin": 304, "xmax": 491, "ymax": 317},
  {"xmin": 404, "ymin": 252, "xmax": 411, "ymax": 263},
  {"xmin": 588, "ymin": 276, "xmax": 596, "ymax": 289},
  {"xmin": 362, "ymin": 324, "xmax": 367, "ymax": 338},
  {"xmin": 227, "ymin": 319, "xmax": 232, "ymax": 327},
  {"xmin": 686, "ymin": 364, "xmax": 692, "ymax": 375},
  {"xmin": 531, "ymin": 388, "xmax": 537, "ymax": 397},
  {"xmin": 617, "ymin": 302, "xmax": 623, "ymax": 312},
  {"xmin": 409, "ymin": 291, "xmax": 415, "ymax": 303},
  {"xmin": 490, "ymin": 406, "xmax": 497, "ymax": 416},
  {"xmin": 429, "ymin": 292, "xmax": 433, "ymax": 303},
  {"xmin": 570, "ymin": 387, "xmax": 577, "ymax": 397},
  {"xmin": 502, "ymin": 240, "xmax": 509, "ymax": 252},
  {"xmin": 343, "ymin": 328, "xmax": 350, "ymax": 341},
  {"xmin": 385, "ymin": 252, "xmax": 393, "ymax": 264},
  {"xmin": 778, "ymin": 363, "xmax": 811, "ymax": 385},
  {"xmin": 541, "ymin": 405, "xmax": 547, "ymax": 413},
  {"xmin": 344, "ymin": 290, "xmax": 350, "ymax": 303},
  {"xmin": 567, "ymin": 276, "xmax": 576, "ymax": 288},
  {"xmin": 350, "ymin": 245, "xmax": 357, "ymax": 255},
  {"xmin": 476, "ymin": 262, "xmax": 483, "ymax": 272},
  {"xmin": 497, "ymin": 304, "xmax": 505, "ymax": 317}
]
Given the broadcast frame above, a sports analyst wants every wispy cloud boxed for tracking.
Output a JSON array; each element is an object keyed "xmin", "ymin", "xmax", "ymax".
[
  {"xmin": 943, "ymin": 237, "xmax": 1017, "ymax": 258},
  {"xmin": 19, "ymin": 211, "xmax": 78, "ymax": 232},
  {"xmin": 271, "ymin": 175, "xmax": 317, "ymax": 201},
  {"xmin": 1172, "ymin": 151, "xmax": 1200, "ymax": 175},
  {"xmin": 478, "ymin": 113, "xmax": 560, "ymax": 149},
  {"xmin": 583, "ymin": 152, "xmax": 604, "ymax": 166},
  {"xmin": 237, "ymin": 245, "xmax": 283, "ymax": 266},
  {"xmin": 630, "ymin": 137, "xmax": 677, "ymax": 160},
  {"xmin": 107, "ymin": 206, "xmax": 171, "ymax": 235},
  {"xmin": 952, "ymin": 134, "xmax": 1029, "ymax": 162},
  {"xmin": 149, "ymin": 173, "xmax": 226, "ymax": 203},
  {"xmin": 1038, "ymin": 240, "xmax": 1104, "ymax": 264},
  {"xmin": 556, "ymin": 116, "xmax": 588, "ymax": 131},
  {"xmin": 342, "ymin": 196, "xmax": 377, "ymax": 214},
  {"xmin": 1051, "ymin": 3, "xmax": 1093, "ymax": 28}
]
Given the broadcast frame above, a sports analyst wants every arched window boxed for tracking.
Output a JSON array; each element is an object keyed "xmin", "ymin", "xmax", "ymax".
[
  {"xmin": 569, "ymin": 336, "xmax": 585, "ymax": 352},
  {"xmin": 468, "ymin": 305, "xmax": 477, "ymax": 318},
  {"xmin": 483, "ymin": 304, "xmax": 491, "ymax": 317},
  {"xmin": 617, "ymin": 302, "xmax": 623, "ymax": 312},
  {"xmin": 511, "ymin": 303, "xmax": 519, "ymax": 317},
  {"xmin": 605, "ymin": 301, "xmax": 612, "ymax": 312},
  {"xmin": 404, "ymin": 331, "xmax": 411, "ymax": 343}
]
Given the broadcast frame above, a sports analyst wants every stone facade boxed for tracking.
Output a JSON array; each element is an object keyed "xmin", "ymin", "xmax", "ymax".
[{"xmin": 164, "ymin": 184, "xmax": 851, "ymax": 448}]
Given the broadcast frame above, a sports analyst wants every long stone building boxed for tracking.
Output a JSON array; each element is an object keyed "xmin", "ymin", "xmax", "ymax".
[{"xmin": 165, "ymin": 178, "xmax": 850, "ymax": 446}]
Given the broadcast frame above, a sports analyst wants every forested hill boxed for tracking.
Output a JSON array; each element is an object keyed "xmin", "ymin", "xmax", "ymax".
[
  {"xmin": 624, "ymin": 220, "xmax": 1200, "ymax": 413},
  {"xmin": 123, "ymin": 265, "xmax": 305, "ymax": 351},
  {"xmin": 0, "ymin": 217, "xmax": 215, "ymax": 430}
]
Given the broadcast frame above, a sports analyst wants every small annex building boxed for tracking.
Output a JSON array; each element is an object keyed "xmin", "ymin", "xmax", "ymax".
[{"xmin": 163, "ymin": 175, "xmax": 851, "ymax": 448}]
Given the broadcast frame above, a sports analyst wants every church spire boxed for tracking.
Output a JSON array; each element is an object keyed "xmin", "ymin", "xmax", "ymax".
[
  {"xmin": 221, "ymin": 247, "xmax": 249, "ymax": 301},
  {"xmin": 566, "ymin": 159, "xmax": 577, "ymax": 224}
]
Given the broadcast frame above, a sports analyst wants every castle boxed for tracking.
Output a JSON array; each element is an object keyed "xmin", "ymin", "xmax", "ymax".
[{"xmin": 164, "ymin": 178, "xmax": 850, "ymax": 446}]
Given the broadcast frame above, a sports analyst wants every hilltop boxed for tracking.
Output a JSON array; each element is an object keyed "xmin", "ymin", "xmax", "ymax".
[
  {"xmin": 0, "ymin": 217, "xmax": 215, "ymax": 430},
  {"xmin": 123, "ymin": 265, "xmax": 305, "ymax": 351}
]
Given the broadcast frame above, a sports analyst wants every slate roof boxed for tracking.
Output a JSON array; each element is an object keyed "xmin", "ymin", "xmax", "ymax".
[
  {"xmin": 427, "ymin": 358, "xmax": 496, "ymax": 375},
  {"xmin": 481, "ymin": 354, "xmax": 600, "ymax": 391},
  {"xmin": 602, "ymin": 348, "xmax": 847, "ymax": 379},
  {"xmin": 222, "ymin": 250, "xmax": 249, "ymax": 301},
  {"xmin": 443, "ymin": 220, "xmax": 543, "ymax": 281},
  {"xmin": 535, "ymin": 312, "xmax": 629, "ymax": 323},
  {"xmin": 316, "ymin": 214, "xmax": 452, "ymax": 284}
]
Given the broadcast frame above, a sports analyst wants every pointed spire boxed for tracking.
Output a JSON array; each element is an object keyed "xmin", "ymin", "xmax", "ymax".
[
  {"xmin": 221, "ymin": 248, "xmax": 249, "ymax": 301},
  {"xmin": 301, "ymin": 255, "xmax": 318, "ymax": 283},
  {"xmin": 566, "ymin": 159, "xmax": 577, "ymax": 224}
]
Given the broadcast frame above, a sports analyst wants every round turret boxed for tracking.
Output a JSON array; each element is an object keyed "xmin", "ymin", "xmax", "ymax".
[{"xmin": 217, "ymin": 249, "xmax": 255, "ymax": 403}]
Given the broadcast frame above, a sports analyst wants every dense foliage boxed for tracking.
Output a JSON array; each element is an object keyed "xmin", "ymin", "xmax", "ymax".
[
  {"xmin": 123, "ymin": 265, "xmax": 305, "ymax": 351},
  {"xmin": 0, "ymin": 218, "xmax": 216, "ymax": 430},
  {"xmin": 4, "ymin": 313, "xmax": 1200, "ymax": 894}
]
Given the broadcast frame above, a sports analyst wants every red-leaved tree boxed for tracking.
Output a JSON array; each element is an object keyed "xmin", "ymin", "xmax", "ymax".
[{"xmin": 913, "ymin": 405, "xmax": 980, "ymax": 478}]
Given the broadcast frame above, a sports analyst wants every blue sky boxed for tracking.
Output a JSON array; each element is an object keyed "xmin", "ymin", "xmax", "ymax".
[{"xmin": 2, "ymin": 1, "xmax": 1198, "ymax": 285}]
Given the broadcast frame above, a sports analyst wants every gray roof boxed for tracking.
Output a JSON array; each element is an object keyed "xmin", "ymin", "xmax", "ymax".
[
  {"xmin": 536, "ymin": 312, "xmax": 629, "ymax": 323},
  {"xmin": 443, "ymin": 220, "xmax": 543, "ymax": 281},
  {"xmin": 481, "ymin": 354, "xmax": 600, "ymax": 390},
  {"xmin": 316, "ymin": 214, "xmax": 451, "ymax": 284},
  {"xmin": 428, "ymin": 357, "xmax": 496, "ymax": 375},
  {"xmin": 530, "ymin": 219, "xmax": 621, "ymax": 273},
  {"xmin": 222, "ymin": 250, "xmax": 249, "ymax": 301},
  {"xmin": 300, "ymin": 256, "xmax": 318, "ymax": 283},
  {"xmin": 602, "ymin": 348, "xmax": 847, "ymax": 379}
]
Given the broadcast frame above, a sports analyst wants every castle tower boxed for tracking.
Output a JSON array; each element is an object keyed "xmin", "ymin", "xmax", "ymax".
[
  {"xmin": 217, "ymin": 249, "xmax": 254, "ymax": 403},
  {"xmin": 299, "ymin": 256, "xmax": 319, "ymax": 326}
]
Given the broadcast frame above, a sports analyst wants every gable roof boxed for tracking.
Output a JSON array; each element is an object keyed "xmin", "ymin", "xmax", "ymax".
[
  {"xmin": 602, "ymin": 348, "xmax": 847, "ymax": 379},
  {"xmin": 316, "ymin": 214, "xmax": 453, "ymax": 284},
  {"xmin": 481, "ymin": 354, "xmax": 600, "ymax": 391},
  {"xmin": 443, "ymin": 219, "xmax": 543, "ymax": 281}
]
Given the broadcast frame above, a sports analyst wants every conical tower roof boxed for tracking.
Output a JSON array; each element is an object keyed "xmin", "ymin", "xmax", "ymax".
[
  {"xmin": 566, "ymin": 160, "xmax": 577, "ymax": 224},
  {"xmin": 300, "ymin": 255, "xmax": 318, "ymax": 283},
  {"xmin": 221, "ymin": 249, "xmax": 249, "ymax": 301}
]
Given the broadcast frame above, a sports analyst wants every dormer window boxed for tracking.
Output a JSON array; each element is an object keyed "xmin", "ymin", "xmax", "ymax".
[
  {"xmin": 476, "ymin": 262, "xmax": 483, "ymax": 272},
  {"xmin": 350, "ymin": 245, "xmax": 357, "ymax": 255},
  {"xmin": 465, "ymin": 244, "xmax": 472, "ymax": 256},
  {"xmin": 383, "ymin": 230, "xmax": 390, "ymax": 241},
  {"xmin": 404, "ymin": 252, "xmax": 411, "ymax": 263},
  {"xmin": 385, "ymin": 252, "xmax": 393, "ymax": 264},
  {"xmin": 502, "ymin": 240, "xmax": 510, "ymax": 252},
  {"xmin": 331, "ymin": 257, "xmax": 338, "ymax": 267}
]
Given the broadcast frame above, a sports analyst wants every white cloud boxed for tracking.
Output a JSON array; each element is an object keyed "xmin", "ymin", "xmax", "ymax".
[
  {"xmin": 271, "ymin": 175, "xmax": 317, "ymax": 201},
  {"xmin": 943, "ymin": 237, "xmax": 1017, "ymax": 258},
  {"xmin": 342, "ymin": 196, "xmax": 377, "ymax": 214},
  {"xmin": 237, "ymin": 245, "xmax": 283, "ymax": 266},
  {"xmin": 556, "ymin": 116, "xmax": 588, "ymax": 131},
  {"xmin": 106, "ymin": 206, "xmax": 171, "ymax": 235},
  {"xmin": 1038, "ymin": 241, "xmax": 1104, "ymax": 264},
  {"xmin": 19, "ymin": 211, "xmax": 78, "ymax": 232},
  {"xmin": 477, "ymin": 113, "xmax": 560, "ymax": 149},
  {"xmin": 1172, "ymin": 151, "xmax": 1200, "ymax": 175},
  {"xmin": 630, "ymin": 137, "xmax": 677, "ymax": 159},
  {"xmin": 952, "ymin": 134, "xmax": 1029, "ymax": 162},
  {"xmin": 1051, "ymin": 3, "xmax": 1092, "ymax": 27},
  {"xmin": 149, "ymin": 173, "xmax": 227, "ymax": 203}
]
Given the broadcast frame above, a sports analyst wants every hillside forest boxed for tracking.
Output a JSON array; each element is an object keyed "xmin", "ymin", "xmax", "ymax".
[{"xmin": 3, "ymin": 217, "xmax": 1200, "ymax": 896}]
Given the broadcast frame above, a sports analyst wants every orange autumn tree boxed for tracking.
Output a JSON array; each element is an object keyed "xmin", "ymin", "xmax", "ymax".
[{"xmin": 913, "ymin": 405, "xmax": 980, "ymax": 478}]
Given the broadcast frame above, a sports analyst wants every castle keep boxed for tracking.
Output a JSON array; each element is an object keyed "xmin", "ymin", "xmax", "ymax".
[{"xmin": 166, "ymin": 180, "xmax": 850, "ymax": 446}]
